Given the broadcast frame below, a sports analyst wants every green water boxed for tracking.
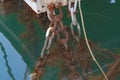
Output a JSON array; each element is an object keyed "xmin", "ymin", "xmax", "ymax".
[{"xmin": 0, "ymin": 0, "xmax": 120, "ymax": 80}]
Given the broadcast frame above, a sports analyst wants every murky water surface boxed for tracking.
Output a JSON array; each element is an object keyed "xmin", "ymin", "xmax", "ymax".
[{"xmin": 0, "ymin": 0, "xmax": 120, "ymax": 80}]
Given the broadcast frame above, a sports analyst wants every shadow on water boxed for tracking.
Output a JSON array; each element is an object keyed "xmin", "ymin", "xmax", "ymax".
[{"xmin": 0, "ymin": 42, "xmax": 15, "ymax": 80}]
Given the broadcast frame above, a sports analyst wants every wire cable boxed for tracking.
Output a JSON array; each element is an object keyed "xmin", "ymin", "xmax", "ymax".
[{"xmin": 78, "ymin": 1, "xmax": 108, "ymax": 80}]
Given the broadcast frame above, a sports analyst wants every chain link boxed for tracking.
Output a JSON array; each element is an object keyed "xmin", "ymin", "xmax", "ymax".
[
  {"xmin": 68, "ymin": 0, "xmax": 81, "ymax": 42},
  {"xmin": 40, "ymin": 2, "xmax": 69, "ymax": 57},
  {"xmin": 70, "ymin": 22, "xmax": 81, "ymax": 42},
  {"xmin": 56, "ymin": 26, "xmax": 69, "ymax": 50},
  {"xmin": 41, "ymin": 27, "xmax": 55, "ymax": 58},
  {"xmin": 30, "ymin": 1, "xmax": 82, "ymax": 79}
]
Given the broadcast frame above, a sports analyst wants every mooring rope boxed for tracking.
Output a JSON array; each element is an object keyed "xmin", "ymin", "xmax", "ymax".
[{"xmin": 78, "ymin": 1, "xmax": 108, "ymax": 80}]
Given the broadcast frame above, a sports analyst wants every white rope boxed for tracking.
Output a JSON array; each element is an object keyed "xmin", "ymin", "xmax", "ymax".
[{"xmin": 78, "ymin": 1, "xmax": 108, "ymax": 80}]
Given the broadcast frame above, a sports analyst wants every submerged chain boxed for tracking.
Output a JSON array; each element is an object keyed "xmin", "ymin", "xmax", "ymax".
[
  {"xmin": 40, "ymin": 27, "xmax": 55, "ymax": 58},
  {"xmin": 30, "ymin": 3, "xmax": 70, "ymax": 80},
  {"xmin": 30, "ymin": 1, "xmax": 83, "ymax": 80}
]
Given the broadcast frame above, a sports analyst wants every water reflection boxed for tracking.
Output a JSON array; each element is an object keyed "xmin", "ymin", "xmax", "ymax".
[
  {"xmin": 110, "ymin": 0, "xmax": 116, "ymax": 3},
  {"xmin": 23, "ymin": 67, "xmax": 30, "ymax": 80},
  {"xmin": 0, "ymin": 18, "xmax": 36, "ymax": 70},
  {"xmin": 0, "ymin": 42, "xmax": 15, "ymax": 80},
  {"xmin": 0, "ymin": 19, "xmax": 35, "ymax": 60},
  {"xmin": 0, "ymin": 32, "xmax": 29, "ymax": 80}
]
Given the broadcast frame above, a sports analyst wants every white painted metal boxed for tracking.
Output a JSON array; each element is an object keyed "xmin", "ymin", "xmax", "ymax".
[
  {"xmin": 24, "ymin": 0, "xmax": 40, "ymax": 14},
  {"xmin": 45, "ymin": 0, "xmax": 67, "ymax": 6},
  {"xmin": 24, "ymin": 0, "xmax": 68, "ymax": 14},
  {"xmin": 37, "ymin": 0, "xmax": 47, "ymax": 13}
]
